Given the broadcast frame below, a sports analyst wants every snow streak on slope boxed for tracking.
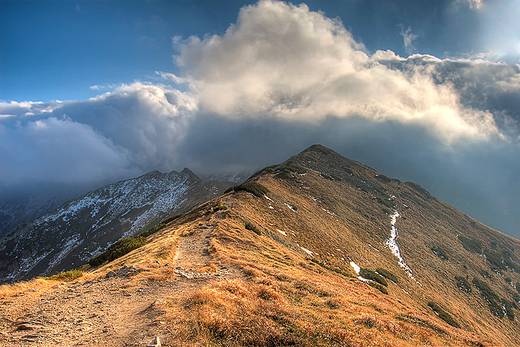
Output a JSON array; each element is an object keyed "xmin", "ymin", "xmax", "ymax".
[{"xmin": 384, "ymin": 210, "xmax": 420, "ymax": 284}]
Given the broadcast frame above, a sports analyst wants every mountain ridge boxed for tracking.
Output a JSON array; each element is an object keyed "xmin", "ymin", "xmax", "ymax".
[
  {"xmin": 1, "ymin": 145, "xmax": 519, "ymax": 346},
  {"xmin": 0, "ymin": 168, "xmax": 230, "ymax": 284}
]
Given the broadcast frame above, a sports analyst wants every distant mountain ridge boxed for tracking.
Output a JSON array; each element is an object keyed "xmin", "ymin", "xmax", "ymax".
[
  {"xmin": 0, "ymin": 195, "xmax": 68, "ymax": 238},
  {"xmin": 0, "ymin": 169, "xmax": 230, "ymax": 283}
]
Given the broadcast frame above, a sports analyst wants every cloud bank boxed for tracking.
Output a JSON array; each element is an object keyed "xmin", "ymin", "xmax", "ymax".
[{"xmin": 2, "ymin": 1, "xmax": 520, "ymax": 236}]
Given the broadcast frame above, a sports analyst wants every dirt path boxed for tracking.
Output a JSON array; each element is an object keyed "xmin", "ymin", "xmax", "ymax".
[{"xmin": 0, "ymin": 209, "xmax": 240, "ymax": 347}]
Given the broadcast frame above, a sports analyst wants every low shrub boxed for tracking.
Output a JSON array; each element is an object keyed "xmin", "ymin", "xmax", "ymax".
[
  {"xmin": 245, "ymin": 222, "xmax": 261, "ymax": 235},
  {"xmin": 226, "ymin": 182, "xmax": 269, "ymax": 197},
  {"xmin": 281, "ymin": 163, "xmax": 308, "ymax": 175},
  {"xmin": 41, "ymin": 270, "xmax": 83, "ymax": 282},
  {"xmin": 310, "ymin": 259, "xmax": 354, "ymax": 278},
  {"xmin": 139, "ymin": 214, "xmax": 184, "ymax": 238},
  {"xmin": 472, "ymin": 278, "xmax": 500, "ymax": 302},
  {"xmin": 455, "ymin": 276, "xmax": 471, "ymax": 293},
  {"xmin": 213, "ymin": 205, "xmax": 228, "ymax": 212},
  {"xmin": 89, "ymin": 236, "xmax": 147, "ymax": 267},
  {"xmin": 376, "ymin": 268, "xmax": 398, "ymax": 283},
  {"xmin": 504, "ymin": 258, "xmax": 520, "ymax": 272},
  {"xmin": 484, "ymin": 249, "xmax": 506, "ymax": 271},
  {"xmin": 472, "ymin": 278, "xmax": 504, "ymax": 318},
  {"xmin": 502, "ymin": 299, "xmax": 515, "ymax": 321},
  {"xmin": 375, "ymin": 174, "xmax": 393, "ymax": 183},
  {"xmin": 458, "ymin": 235, "xmax": 482, "ymax": 254},
  {"xmin": 162, "ymin": 213, "xmax": 184, "ymax": 224},
  {"xmin": 368, "ymin": 282, "xmax": 388, "ymax": 294},
  {"xmin": 140, "ymin": 223, "xmax": 166, "ymax": 238},
  {"xmin": 431, "ymin": 246, "xmax": 449, "ymax": 260},
  {"xmin": 427, "ymin": 302, "xmax": 460, "ymax": 328},
  {"xmin": 360, "ymin": 268, "xmax": 388, "ymax": 286},
  {"xmin": 480, "ymin": 270, "xmax": 491, "ymax": 278}
]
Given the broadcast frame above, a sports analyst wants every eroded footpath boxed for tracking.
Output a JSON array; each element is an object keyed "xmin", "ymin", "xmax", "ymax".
[{"xmin": 0, "ymin": 212, "xmax": 240, "ymax": 347}]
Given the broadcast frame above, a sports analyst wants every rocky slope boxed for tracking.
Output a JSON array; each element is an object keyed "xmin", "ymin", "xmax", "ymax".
[
  {"xmin": 0, "ymin": 194, "xmax": 69, "ymax": 238},
  {"xmin": 0, "ymin": 169, "xmax": 229, "ymax": 284},
  {"xmin": 1, "ymin": 145, "xmax": 519, "ymax": 346}
]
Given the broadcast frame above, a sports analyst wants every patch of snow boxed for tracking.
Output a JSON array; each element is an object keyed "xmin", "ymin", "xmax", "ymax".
[
  {"xmin": 277, "ymin": 229, "xmax": 287, "ymax": 236},
  {"xmin": 350, "ymin": 261, "xmax": 360, "ymax": 275},
  {"xmin": 301, "ymin": 247, "xmax": 313, "ymax": 256},
  {"xmin": 322, "ymin": 208, "xmax": 335, "ymax": 215},
  {"xmin": 350, "ymin": 261, "xmax": 372, "ymax": 282},
  {"xmin": 264, "ymin": 195, "xmax": 273, "ymax": 201},
  {"xmin": 284, "ymin": 203, "xmax": 296, "ymax": 211},
  {"xmin": 384, "ymin": 210, "xmax": 421, "ymax": 285},
  {"xmin": 368, "ymin": 244, "xmax": 380, "ymax": 252}
]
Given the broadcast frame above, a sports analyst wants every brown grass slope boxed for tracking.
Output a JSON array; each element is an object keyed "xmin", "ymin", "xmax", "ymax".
[{"xmin": 1, "ymin": 144, "xmax": 518, "ymax": 346}]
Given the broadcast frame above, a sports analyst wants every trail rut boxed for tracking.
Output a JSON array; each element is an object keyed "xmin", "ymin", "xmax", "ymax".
[{"xmin": 0, "ymin": 209, "xmax": 240, "ymax": 347}]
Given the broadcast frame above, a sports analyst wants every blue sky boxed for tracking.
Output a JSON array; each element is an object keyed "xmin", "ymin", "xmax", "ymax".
[
  {"xmin": 1, "ymin": 0, "xmax": 520, "ymax": 239},
  {"xmin": 3, "ymin": 0, "xmax": 516, "ymax": 102},
  {"xmin": 1, "ymin": 1, "xmax": 246, "ymax": 101}
]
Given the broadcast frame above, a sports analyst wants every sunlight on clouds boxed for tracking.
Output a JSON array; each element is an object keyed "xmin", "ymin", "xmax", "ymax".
[
  {"xmin": 1, "ymin": 0, "xmax": 519, "ymax": 188},
  {"xmin": 0, "ymin": 83, "xmax": 197, "ymax": 186},
  {"xmin": 171, "ymin": 0, "xmax": 501, "ymax": 144}
]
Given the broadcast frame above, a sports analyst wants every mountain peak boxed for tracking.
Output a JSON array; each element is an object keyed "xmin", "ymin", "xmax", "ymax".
[
  {"xmin": 180, "ymin": 167, "xmax": 201, "ymax": 181},
  {"xmin": 2, "ymin": 146, "xmax": 519, "ymax": 346},
  {"xmin": 301, "ymin": 143, "xmax": 336, "ymax": 156}
]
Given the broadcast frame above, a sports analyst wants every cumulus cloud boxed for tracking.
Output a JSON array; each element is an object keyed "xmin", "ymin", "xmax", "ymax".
[
  {"xmin": 0, "ymin": 116, "xmax": 132, "ymax": 186},
  {"xmin": 0, "ymin": 83, "xmax": 196, "ymax": 186},
  {"xmin": 173, "ymin": 0, "xmax": 501, "ymax": 144}
]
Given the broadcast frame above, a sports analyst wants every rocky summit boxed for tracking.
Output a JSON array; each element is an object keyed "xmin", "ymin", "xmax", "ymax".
[{"xmin": 1, "ymin": 145, "xmax": 519, "ymax": 346}]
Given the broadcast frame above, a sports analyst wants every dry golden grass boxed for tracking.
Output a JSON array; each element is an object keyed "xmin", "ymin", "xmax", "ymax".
[
  {"xmin": 2, "ymin": 153, "xmax": 512, "ymax": 346},
  {"xmin": 151, "ymin": 180, "xmax": 496, "ymax": 346},
  {"xmin": 0, "ymin": 278, "xmax": 55, "ymax": 300}
]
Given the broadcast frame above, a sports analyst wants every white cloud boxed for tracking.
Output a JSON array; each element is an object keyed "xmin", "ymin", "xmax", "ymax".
[
  {"xmin": 460, "ymin": 0, "xmax": 483, "ymax": 10},
  {"xmin": 399, "ymin": 25, "xmax": 418, "ymax": 55},
  {"xmin": 173, "ymin": 0, "xmax": 500, "ymax": 144},
  {"xmin": 0, "ymin": 100, "xmax": 61, "ymax": 117},
  {"xmin": 0, "ymin": 116, "xmax": 133, "ymax": 186},
  {"xmin": 0, "ymin": 83, "xmax": 196, "ymax": 186},
  {"xmin": 155, "ymin": 71, "xmax": 189, "ymax": 84}
]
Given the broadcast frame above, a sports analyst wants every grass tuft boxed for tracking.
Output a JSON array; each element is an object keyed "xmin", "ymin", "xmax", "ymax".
[
  {"xmin": 376, "ymin": 268, "xmax": 398, "ymax": 283},
  {"xmin": 40, "ymin": 269, "xmax": 83, "ymax": 282},
  {"xmin": 427, "ymin": 302, "xmax": 460, "ymax": 328}
]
